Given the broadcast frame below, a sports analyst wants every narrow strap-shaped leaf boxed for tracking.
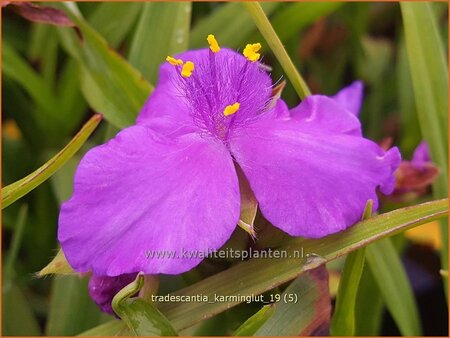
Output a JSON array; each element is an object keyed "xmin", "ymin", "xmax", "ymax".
[
  {"xmin": 366, "ymin": 238, "xmax": 422, "ymax": 335},
  {"xmin": 88, "ymin": 2, "xmax": 142, "ymax": 48},
  {"xmin": 330, "ymin": 200, "xmax": 372, "ymax": 335},
  {"xmin": 77, "ymin": 320, "xmax": 129, "ymax": 336},
  {"xmin": 2, "ymin": 114, "xmax": 102, "ymax": 209},
  {"xmin": 46, "ymin": 276, "xmax": 106, "ymax": 336},
  {"xmin": 330, "ymin": 249, "xmax": 365, "ymax": 336},
  {"xmin": 129, "ymin": 2, "xmax": 192, "ymax": 84},
  {"xmin": 243, "ymin": 2, "xmax": 311, "ymax": 99},
  {"xmin": 254, "ymin": 266, "xmax": 330, "ymax": 336},
  {"xmin": 354, "ymin": 266, "xmax": 384, "ymax": 335},
  {"xmin": 4, "ymin": 205, "xmax": 28, "ymax": 277},
  {"xmin": 401, "ymin": 2, "xmax": 449, "ymax": 276},
  {"xmin": 54, "ymin": 2, "xmax": 153, "ymax": 128},
  {"xmin": 233, "ymin": 304, "xmax": 275, "ymax": 336},
  {"xmin": 2, "ymin": 40, "xmax": 59, "ymax": 118}
]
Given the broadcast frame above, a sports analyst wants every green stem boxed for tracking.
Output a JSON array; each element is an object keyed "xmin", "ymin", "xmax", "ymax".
[{"xmin": 243, "ymin": 2, "xmax": 311, "ymax": 99}]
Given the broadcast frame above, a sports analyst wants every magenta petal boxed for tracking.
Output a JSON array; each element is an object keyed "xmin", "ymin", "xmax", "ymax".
[
  {"xmin": 331, "ymin": 81, "xmax": 364, "ymax": 115},
  {"xmin": 411, "ymin": 141, "xmax": 431, "ymax": 169},
  {"xmin": 265, "ymin": 99, "xmax": 290, "ymax": 120},
  {"xmin": 289, "ymin": 95, "xmax": 362, "ymax": 136},
  {"xmin": 59, "ymin": 126, "xmax": 240, "ymax": 276},
  {"xmin": 88, "ymin": 273, "xmax": 137, "ymax": 316},
  {"xmin": 230, "ymin": 119, "xmax": 400, "ymax": 238}
]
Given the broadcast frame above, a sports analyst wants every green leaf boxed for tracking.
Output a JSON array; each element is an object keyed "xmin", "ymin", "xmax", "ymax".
[
  {"xmin": 78, "ymin": 320, "xmax": 129, "ymax": 336},
  {"xmin": 232, "ymin": 304, "xmax": 275, "ymax": 336},
  {"xmin": 2, "ymin": 41, "xmax": 59, "ymax": 121},
  {"xmin": 88, "ymin": 2, "xmax": 142, "ymax": 48},
  {"xmin": 366, "ymin": 238, "xmax": 422, "ymax": 335},
  {"xmin": 2, "ymin": 114, "xmax": 102, "ymax": 209},
  {"xmin": 354, "ymin": 266, "xmax": 384, "ymax": 335},
  {"xmin": 112, "ymin": 274, "xmax": 178, "ymax": 336},
  {"xmin": 397, "ymin": 35, "xmax": 420, "ymax": 155},
  {"xmin": 243, "ymin": 2, "xmax": 311, "ymax": 99},
  {"xmin": 330, "ymin": 200, "xmax": 372, "ymax": 335},
  {"xmin": 2, "ymin": 281, "xmax": 41, "ymax": 336},
  {"xmin": 55, "ymin": 2, "xmax": 153, "ymax": 128},
  {"xmin": 4, "ymin": 205, "xmax": 28, "ymax": 277},
  {"xmin": 254, "ymin": 266, "xmax": 330, "ymax": 335},
  {"xmin": 55, "ymin": 59, "xmax": 88, "ymax": 136},
  {"xmin": 189, "ymin": 2, "xmax": 280, "ymax": 50},
  {"xmin": 46, "ymin": 276, "xmax": 108, "ymax": 336},
  {"xmin": 330, "ymin": 249, "xmax": 365, "ymax": 336},
  {"xmin": 2, "ymin": 205, "xmax": 41, "ymax": 336},
  {"xmin": 129, "ymin": 2, "xmax": 192, "ymax": 84},
  {"xmin": 401, "ymin": 1, "xmax": 449, "ymax": 277}
]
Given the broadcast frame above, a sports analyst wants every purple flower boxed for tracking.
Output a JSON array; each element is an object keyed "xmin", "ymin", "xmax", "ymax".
[
  {"xmin": 58, "ymin": 35, "xmax": 400, "ymax": 277},
  {"xmin": 393, "ymin": 141, "xmax": 438, "ymax": 198},
  {"xmin": 88, "ymin": 273, "xmax": 137, "ymax": 316},
  {"xmin": 411, "ymin": 141, "xmax": 431, "ymax": 170}
]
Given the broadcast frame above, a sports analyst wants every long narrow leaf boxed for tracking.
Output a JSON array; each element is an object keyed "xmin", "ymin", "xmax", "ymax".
[
  {"xmin": 54, "ymin": 2, "xmax": 152, "ymax": 128},
  {"xmin": 46, "ymin": 276, "xmax": 107, "ymax": 335},
  {"xmin": 330, "ymin": 249, "xmax": 365, "ymax": 335},
  {"xmin": 1, "ymin": 114, "xmax": 102, "ymax": 209},
  {"xmin": 330, "ymin": 200, "xmax": 372, "ymax": 335},
  {"xmin": 129, "ymin": 2, "xmax": 192, "ymax": 84},
  {"xmin": 366, "ymin": 238, "xmax": 422, "ymax": 335},
  {"xmin": 401, "ymin": 2, "xmax": 449, "ymax": 275},
  {"xmin": 232, "ymin": 304, "xmax": 275, "ymax": 336},
  {"xmin": 354, "ymin": 266, "xmax": 384, "ymax": 335},
  {"xmin": 254, "ymin": 266, "xmax": 330, "ymax": 335}
]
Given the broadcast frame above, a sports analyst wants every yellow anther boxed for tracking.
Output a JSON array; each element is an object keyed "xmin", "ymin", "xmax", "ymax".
[
  {"xmin": 223, "ymin": 102, "xmax": 240, "ymax": 116},
  {"xmin": 207, "ymin": 34, "xmax": 220, "ymax": 53},
  {"xmin": 166, "ymin": 56, "xmax": 184, "ymax": 66},
  {"xmin": 181, "ymin": 61, "xmax": 195, "ymax": 78},
  {"xmin": 243, "ymin": 43, "xmax": 262, "ymax": 62}
]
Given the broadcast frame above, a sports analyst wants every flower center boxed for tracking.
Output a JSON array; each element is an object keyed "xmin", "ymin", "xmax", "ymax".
[{"xmin": 166, "ymin": 35, "xmax": 272, "ymax": 141}]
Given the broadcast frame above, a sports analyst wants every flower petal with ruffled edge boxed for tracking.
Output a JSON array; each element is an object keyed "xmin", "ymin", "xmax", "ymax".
[
  {"xmin": 58, "ymin": 126, "xmax": 240, "ymax": 276},
  {"xmin": 331, "ymin": 81, "xmax": 363, "ymax": 115},
  {"xmin": 230, "ymin": 118, "xmax": 400, "ymax": 238},
  {"xmin": 411, "ymin": 141, "xmax": 431, "ymax": 170},
  {"xmin": 290, "ymin": 95, "xmax": 362, "ymax": 136}
]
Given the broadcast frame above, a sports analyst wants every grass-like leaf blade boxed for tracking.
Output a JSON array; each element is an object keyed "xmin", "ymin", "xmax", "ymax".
[
  {"xmin": 366, "ymin": 238, "xmax": 422, "ymax": 335},
  {"xmin": 129, "ymin": 2, "xmax": 192, "ymax": 84},
  {"xmin": 2, "ymin": 114, "xmax": 102, "ymax": 209}
]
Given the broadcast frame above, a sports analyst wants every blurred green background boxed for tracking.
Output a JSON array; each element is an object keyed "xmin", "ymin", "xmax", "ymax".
[{"xmin": 2, "ymin": 2, "xmax": 448, "ymax": 336}]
